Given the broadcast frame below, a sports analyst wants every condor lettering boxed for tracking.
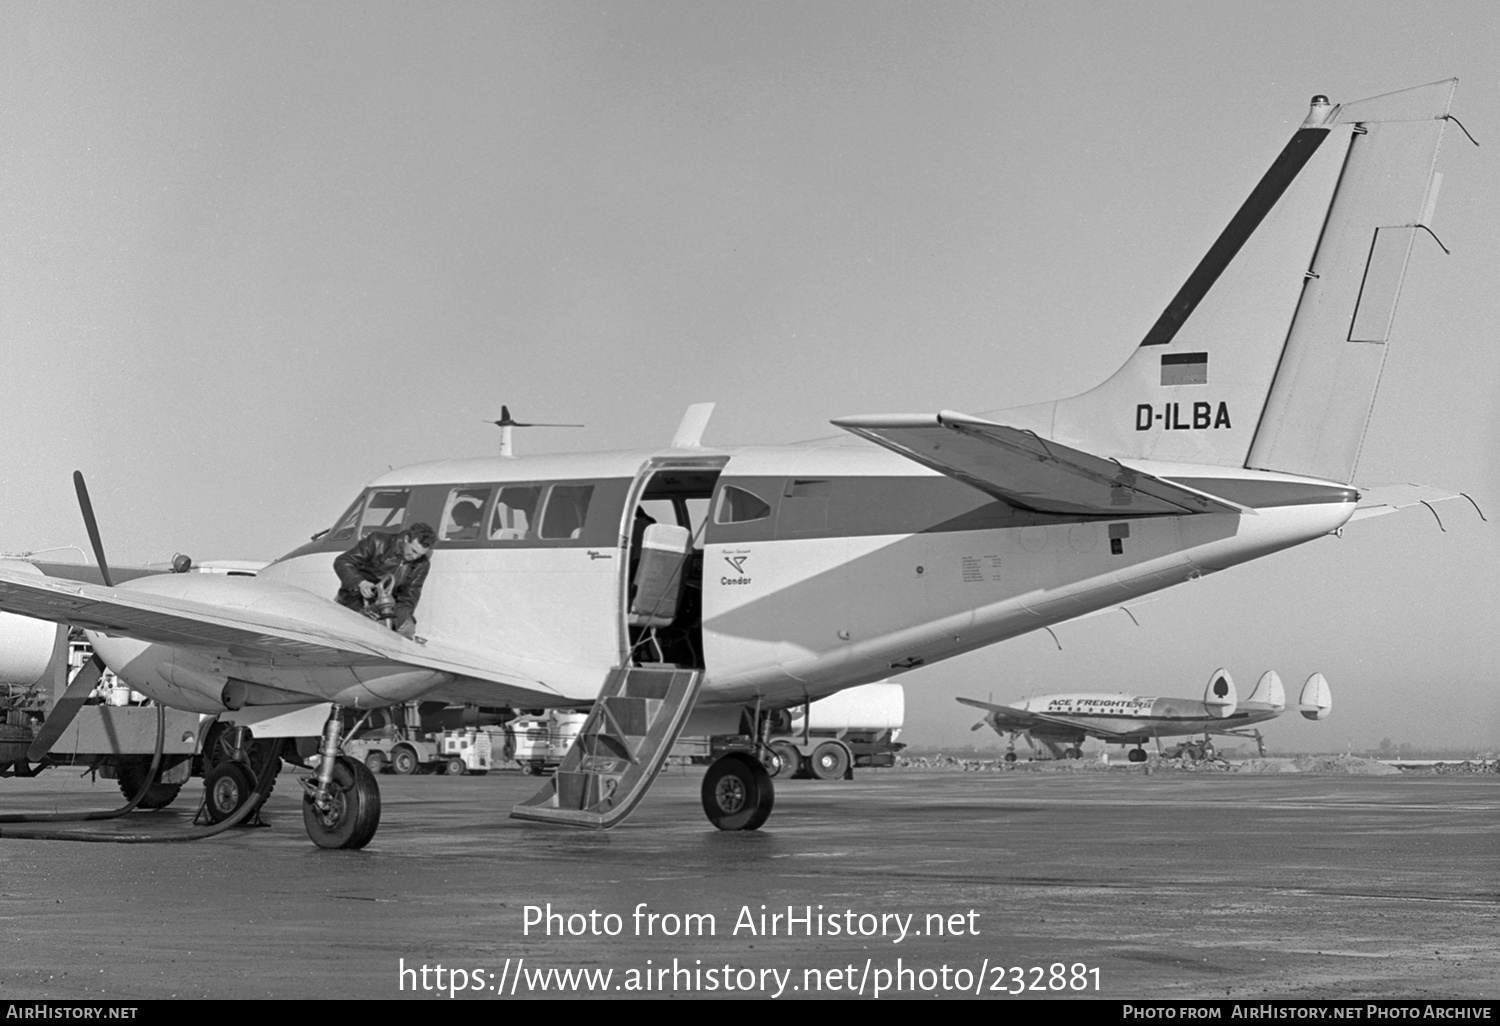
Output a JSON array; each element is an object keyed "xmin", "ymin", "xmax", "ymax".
[{"xmin": 1135, "ymin": 402, "xmax": 1232, "ymax": 431}]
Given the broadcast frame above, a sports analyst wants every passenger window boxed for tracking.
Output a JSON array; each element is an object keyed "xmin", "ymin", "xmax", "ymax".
[
  {"xmin": 440, "ymin": 487, "xmax": 490, "ymax": 541},
  {"xmin": 359, "ymin": 489, "xmax": 411, "ymax": 536},
  {"xmin": 490, "ymin": 485, "xmax": 542, "ymax": 541},
  {"xmin": 328, "ymin": 495, "xmax": 364, "ymax": 542},
  {"xmin": 714, "ymin": 486, "xmax": 771, "ymax": 524},
  {"xmin": 539, "ymin": 484, "xmax": 595, "ymax": 540}
]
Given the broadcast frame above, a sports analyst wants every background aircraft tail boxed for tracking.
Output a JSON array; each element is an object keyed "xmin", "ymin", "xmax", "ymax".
[
  {"xmin": 999, "ymin": 81, "xmax": 1456, "ymax": 484},
  {"xmin": 1202, "ymin": 668, "xmax": 1237, "ymax": 718},
  {"xmin": 1243, "ymin": 670, "xmax": 1286, "ymax": 713},
  {"xmin": 1297, "ymin": 673, "xmax": 1333, "ymax": 720}
]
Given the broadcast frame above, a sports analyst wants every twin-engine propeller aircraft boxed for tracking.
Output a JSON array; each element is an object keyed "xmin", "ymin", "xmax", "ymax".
[
  {"xmin": 959, "ymin": 670, "xmax": 1332, "ymax": 763},
  {"xmin": 0, "ymin": 80, "xmax": 1475, "ymax": 848}
]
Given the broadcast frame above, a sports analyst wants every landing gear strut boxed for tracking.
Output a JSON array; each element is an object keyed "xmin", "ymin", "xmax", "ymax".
[{"xmin": 302, "ymin": 706, "xmax": 382, "ymax": 849}]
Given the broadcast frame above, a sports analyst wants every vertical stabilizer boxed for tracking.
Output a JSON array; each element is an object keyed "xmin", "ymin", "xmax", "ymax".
[
  {"xmin": 1202, "ymin": 668, "xmax": 1237, "ymax": 718},
  {"xmin": 996, "ymin": 81, "xmax": 1455, "ymax": 480},
  {"xmin": 1297, "ymin": 673, "xmax": 1333, "ymax": 721},
  {"xmin": 1244, "ymin": 670, "xmax": 1286, "ymax": 712},
  {"xmin": 1247, "ymin": 81, "xmax": 1455, "ymax": 481}
]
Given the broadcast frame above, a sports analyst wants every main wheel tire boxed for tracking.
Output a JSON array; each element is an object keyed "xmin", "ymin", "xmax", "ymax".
[
  {"xmin": 1128, "ymin": 748, "xmax": 1147, "ymax": 763},
  {"xmin": 364, "ymin": 751, "xmax": 387, "ymax": 774},
  {"xmin": 769, "ymin": 742, "xmax": 801, "ymax": 779},
  {"xmin": 444, "ymin": 757, "xmax": 465, "ymax": 776},
  {"xmin": 701, "ymin": 753, "xmax": 774, "ymax": 831},
  {"xmin": 1003, "ymin": 751, "xmax": 1018, "ymax": 764},
  {"xmin": 303, "ymin": 756, "xmax": 381, "ymax": 850},
  {"xmin": 809, "ymin": 741, "xmax": 850, "ymax": 781},
  {"xmin": 391, "ymin": 747, "xmax": 420, "ymax": 775},
  {"xmin": 1064, "ymin": 747, "xmax": 1083, "ymax": 760},
  {"xmin": 201, "ymin": 724, "xmax": 282, "ymax": 800},
  {"xmin": 203, "ymin": 761, "xmax": 256, "ymax": 824},
  {"xmin": 116, "ymin": 758, "xmax": 183, "ymax": 810}
]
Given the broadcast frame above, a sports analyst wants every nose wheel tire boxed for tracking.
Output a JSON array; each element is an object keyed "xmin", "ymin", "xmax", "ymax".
[
  {"xmin": 203, "ymin": 761, "xmax": 256, "ymax": 824},
  {"xmin": 701, "ymin": 753, "xmax": 775, "ymax": 831},
  {"xmin": 303, "ymin": 756, "xmax": 382, "ymax": 850}
]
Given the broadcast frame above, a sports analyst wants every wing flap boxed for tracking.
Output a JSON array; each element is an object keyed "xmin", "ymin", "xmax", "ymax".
[{"xmin": 833, "ymin": 412, "xmax": 1242, "ymax": 516}]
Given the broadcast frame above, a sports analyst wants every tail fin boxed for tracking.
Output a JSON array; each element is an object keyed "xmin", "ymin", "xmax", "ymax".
[
  {"xmin": 1202, "ymin": 668, "xmax": 1237, "ymax": 718},
  {"xmin": 1244, "ymin": 670, "xmax": 1286, "ymax": 712},
  {"xmin": 999, "ymin": 81, "xmax": 1456, "ymax": 482},
  {"xmin": 1297, "ymin": 672, "xmax": 1333, "ymax": 721}
]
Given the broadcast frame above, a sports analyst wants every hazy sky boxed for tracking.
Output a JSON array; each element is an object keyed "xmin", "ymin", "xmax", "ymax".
[{"xmin": 2, "ymin": 2, "xmax": 1496, "ymax": 751}]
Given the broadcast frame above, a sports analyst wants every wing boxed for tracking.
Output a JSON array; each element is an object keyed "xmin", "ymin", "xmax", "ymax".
[
  {"xmin": 0, "ymin": 564, "xmax": 561, "ymax": 698},
  {"xmin": 833, "ymin": 411, "xmax": 1243, "ymax": 516},
  {"xmin": 955, "ymin": 696, "xmax": 1139, "ymax": 740},
  {"xmin": 955, "ymin": 696, "xmax": 1047, "ymax": 732}
]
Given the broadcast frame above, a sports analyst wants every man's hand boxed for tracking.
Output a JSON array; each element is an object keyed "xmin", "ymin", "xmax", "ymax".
[{"xmin": 358, "ymin": 579, "xmax": 377, "ymax": 600}]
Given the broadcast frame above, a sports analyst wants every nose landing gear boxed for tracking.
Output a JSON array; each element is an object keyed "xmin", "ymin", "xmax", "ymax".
[{"xmin": 300, "ymin": 705, "xmax": 382, "ymax": 849}]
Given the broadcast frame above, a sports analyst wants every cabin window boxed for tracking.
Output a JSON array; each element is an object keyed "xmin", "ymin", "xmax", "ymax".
[
  {"xmin": 539, "ymin": 484, "xmax": 595, "ymax": 540},
  {"xmin": 490, "ymin": 485, "xmax": 542, "ymax": 541},
  {"xmin": 715, "ymin": 485, "xmax": 771, "ymax": 524},
  {"xmin": 440, "ymin": 486, "xmax": 491, "ymax": 541},
  {"xmin": 359, "ymin": 489, "xmax": 411, "ymax": 536}
]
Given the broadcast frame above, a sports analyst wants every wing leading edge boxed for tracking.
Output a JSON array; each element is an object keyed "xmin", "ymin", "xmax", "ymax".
[
  {"xmin": 0, "ymin": 564, "xmax": 560, "ymax": 697},
  {"xmin": 833, "ymin": 412, "xmax": 1243, "ymax": 516}
]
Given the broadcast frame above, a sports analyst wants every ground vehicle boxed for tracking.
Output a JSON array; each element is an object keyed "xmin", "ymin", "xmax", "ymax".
[
  {"xmin": 673, "ymin": 683, "xmax": 905, "ymax": 780},
  {"xmin": 764, "ymin": 683, "xmax": 905, "ymax": 780},
  {"xmin": 340, "ymin": 703, "xmax": 499, "ymax": 775},
  {"xmin": 510, "ymin": 711, "xmax": 586, "ymax": 775}
]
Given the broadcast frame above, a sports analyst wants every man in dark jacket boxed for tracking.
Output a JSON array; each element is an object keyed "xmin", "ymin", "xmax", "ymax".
[{"xmin": 333, "ymin": 523, "xmax": 436, "ymax": 638}]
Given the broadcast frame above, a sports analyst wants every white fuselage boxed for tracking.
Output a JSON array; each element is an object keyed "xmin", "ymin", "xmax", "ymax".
[{"xmin": 90, "ymin": 440, "xmax": 1356, "ymax": 716}]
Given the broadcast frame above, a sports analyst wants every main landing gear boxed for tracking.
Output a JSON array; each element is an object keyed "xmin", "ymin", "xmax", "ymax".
[
  {"xmin": 301, "ymin": 706, "xmax": 381, "ymax": 849},
  {"xmin": 701, "ymin": 752, "xmax": 774, "ymax": 831}
]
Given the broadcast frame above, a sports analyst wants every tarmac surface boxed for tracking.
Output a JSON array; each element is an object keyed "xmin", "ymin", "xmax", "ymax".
[{"xmin": 0, "ymin": 762, "xmax": 1495, "ymax": 1001}]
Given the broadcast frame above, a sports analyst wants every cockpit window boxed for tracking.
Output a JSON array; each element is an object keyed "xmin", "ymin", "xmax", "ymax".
[
  {"xmin": 490, "ymin": 485, "xmax": 542, "ymax": 541},
  {"xmin": 714, "ymin": 485, "xmax": 771, "ymax": 524},
  {"xmin": 327, "ymin": 496, "xmax": 364, "ymax": 543},
  {"xmin": 440, "ymin": 486, "xmax": 491, "ymax": 542},
  {"xmin": 539, "ymin": 484, "xmax": 595, "ymax": 540},
  {"xmin": 359, "ymin": 489, "xmax": 411, "ymax": 536}
]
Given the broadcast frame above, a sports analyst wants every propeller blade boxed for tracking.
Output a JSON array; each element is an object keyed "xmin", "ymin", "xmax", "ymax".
[
  {"xmin": 970, "ymin": 722, "xmax": 985, "ymax": 732},
  {"xmin": 27, "ymin": 654, "xmax": 105, "ymax": 761},
  {"xmin": 72, "ymin": 471, "xmax": 113, "ymax": 588}
]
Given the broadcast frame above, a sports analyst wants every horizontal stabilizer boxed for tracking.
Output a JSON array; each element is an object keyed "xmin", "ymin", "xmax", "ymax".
[
  {"xmin": 1298, "ymin": 673, "xmax": 1332, "ymax": 721},
  {"xmin": 1203, "ymin": 668, "xmax": 1237, "ymax": 719},
  {"xmin": 1243, "ymin": 670, "xmax": 1286, "ymax": 713},
  {"xmin": 834, "ymin": 412, "xmax": 1242, "ymax": 516}
]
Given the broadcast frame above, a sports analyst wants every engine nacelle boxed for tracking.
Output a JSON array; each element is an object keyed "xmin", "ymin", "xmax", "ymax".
[{"xmin": 0, "ymin": 561, "xmax": 64, "ymax": 687}]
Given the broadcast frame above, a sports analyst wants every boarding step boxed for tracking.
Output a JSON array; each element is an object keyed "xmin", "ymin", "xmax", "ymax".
[{"xmin": 510, "ymin": 666, "xmax": 702, "ymax": 829}]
